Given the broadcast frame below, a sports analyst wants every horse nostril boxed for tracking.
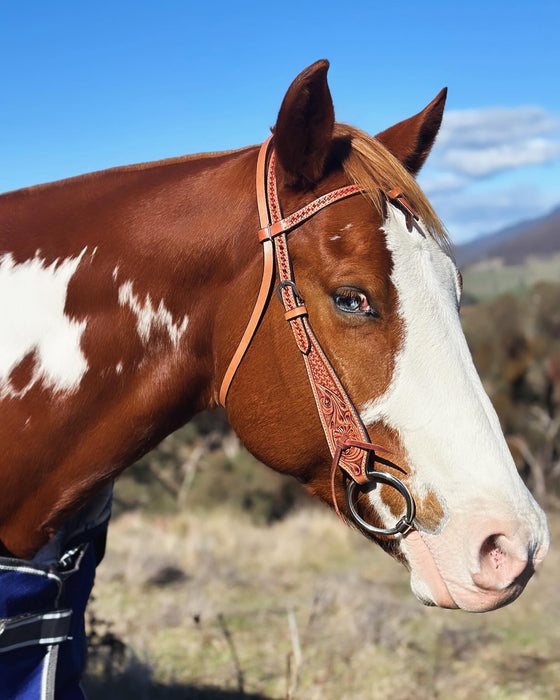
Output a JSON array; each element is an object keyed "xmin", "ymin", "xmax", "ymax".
[
  {"xmin": 480, "ymin": 535, "xmax": 507, "ymax": 571},
  {"xmin": 473, "ymin": 533, "xmax": 531, "ymax": 591}
]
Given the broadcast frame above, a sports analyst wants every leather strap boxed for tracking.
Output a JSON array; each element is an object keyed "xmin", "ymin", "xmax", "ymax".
[
  {"xmin": 219, "ymin": 138, "xmax": 363, "ymax": 406},
  {"xmin": 387, "ymin": 188, "xmax": 419, "ymax": 232},
  {"xmin": 218, "ymin": 239, "xmax": 274, "ymax": 406},
  {"xmin": 218, "ymin": 139, "xmax": 276, "ymax": 407},
  {"xmin": 263, "ymin": 151, "xmax": 372, "ymax": 481},
  {"xmin": 257, "ymin": 185, "xmax": 366, "ymax": 242},
  {"xmin": 219, "ymin": 137, "xmax": 395, "ymax": 519}
]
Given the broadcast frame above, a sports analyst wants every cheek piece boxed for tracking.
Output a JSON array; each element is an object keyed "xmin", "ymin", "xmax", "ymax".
[{"xmin": 219, "ymin": 136, "xmax": 416, "ymax": 537}]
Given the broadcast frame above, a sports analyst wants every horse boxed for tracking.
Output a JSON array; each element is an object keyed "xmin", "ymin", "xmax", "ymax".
[{"xmin": 0, "ymin": 60, "xmax": 549, "ymax": 697}]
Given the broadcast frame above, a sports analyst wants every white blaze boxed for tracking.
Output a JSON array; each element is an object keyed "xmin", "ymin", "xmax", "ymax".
[
  {"xmin": 0, "ymin": 249, "xmax": 88, "ymax": 398},
  {"xmin": 360, "ymin": 205, "xmax": 546, "ymax": 540}
]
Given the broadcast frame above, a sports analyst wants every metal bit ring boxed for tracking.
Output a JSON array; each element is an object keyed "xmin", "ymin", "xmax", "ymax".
[{"xmin": 345, "ymin": 470, "xmax": 416, "ymax": 536}]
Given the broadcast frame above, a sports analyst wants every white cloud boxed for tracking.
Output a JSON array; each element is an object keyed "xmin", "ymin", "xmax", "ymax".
[
  {"xmin": 420, "ymin": 171, "xmax": 468, "ymax": 196},
  {"xmin": 430, "ymin": 185, "xmax": 560, "ymax": 243},
  {"xmin": 418, "ymin": 105, "xmax": 560, "ymax": 242},
  {"xmin": 437, "ymin": 107, "xmax": 560, "ymax": 148},
  {"xmin": 428, "ymin": 106, "xmax": 560, "ymax": 179},
  {"xmin": 441, "ymin": 138, "xmax": 560, "ymax": 178}
]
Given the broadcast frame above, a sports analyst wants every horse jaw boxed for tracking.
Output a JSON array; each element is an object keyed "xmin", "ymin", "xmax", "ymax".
[{"xmin": 360, "ymin": 204, "xmax": 550, "ymax": 612}]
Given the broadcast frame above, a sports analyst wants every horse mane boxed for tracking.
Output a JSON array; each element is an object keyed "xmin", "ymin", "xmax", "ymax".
[
  {"xmin": 333, "ymin": 123, "xmax": 450, "ymax": 252},
  {"xmin": 2, "ymin": 124, "xmax": 449, "ymax": 256}
]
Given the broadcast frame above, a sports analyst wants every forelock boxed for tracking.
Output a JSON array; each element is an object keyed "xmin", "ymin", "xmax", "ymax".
[{"xmin": 332, "ymin": 123, "xmax": 451, "ymax": 255}]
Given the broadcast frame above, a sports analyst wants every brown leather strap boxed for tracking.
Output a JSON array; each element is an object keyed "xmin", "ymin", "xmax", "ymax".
[
  {"xmin": 219, "ymin": 139, "xmax": 362, "ymax": 406},
  {"xmin": 284, "ymin": 306, "xmax": 308, "ymax": 322},
  {"xmin": 330, "ymin": 439, "xmax": 392, "ymax": 520},
  {"xmin": 218, "ymin": 139, "xmax": 276, "ymax": 406},
  {"xmin": 219, "ymin": 137, "xmax": 395, "ymax": 516},
  {"xmin": 387, "ymin": 188, "xmax": 419, "ymax": 232},
  {"xmin": 257, "ymin": 185, "xmax": 365, "ymax": 242},
  {"xmin": 218, "ymin": 239, "xmax": 275, "ymax": 406},
  {"xmin": 260, "ymin": 145, "xmax": 373, "ymax": 486}
]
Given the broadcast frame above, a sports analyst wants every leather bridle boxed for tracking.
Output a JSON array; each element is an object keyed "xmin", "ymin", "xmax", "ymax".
[{"xmin": 219, "ymin": 136, "xmax": 416, "ymax": 537}]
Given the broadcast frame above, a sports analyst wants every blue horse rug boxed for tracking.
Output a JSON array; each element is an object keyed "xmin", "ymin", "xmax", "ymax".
[{"xmin": 0, "ymin": 488, "xmax": 112, "ymax": 700}]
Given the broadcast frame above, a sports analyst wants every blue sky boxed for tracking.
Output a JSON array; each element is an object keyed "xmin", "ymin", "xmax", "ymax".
[{"xmin": 1, "ymin": 0, "xmax": 559, "ymax": 243}]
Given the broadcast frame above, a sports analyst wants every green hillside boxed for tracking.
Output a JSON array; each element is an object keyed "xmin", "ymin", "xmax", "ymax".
[{"xmin": 462, "ymin": 253, "xmax": 560, "ymax": 302}]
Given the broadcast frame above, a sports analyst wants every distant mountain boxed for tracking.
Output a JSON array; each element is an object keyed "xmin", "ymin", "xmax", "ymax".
[{"xmin": 455, "ymin": 207, "xmax": 560, "ymax": 268}]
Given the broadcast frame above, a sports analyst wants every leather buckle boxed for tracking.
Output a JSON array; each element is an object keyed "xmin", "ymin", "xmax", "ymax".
[{"xmin": 276, "ymin": 280, "xmax": 305, "ymax": 307}]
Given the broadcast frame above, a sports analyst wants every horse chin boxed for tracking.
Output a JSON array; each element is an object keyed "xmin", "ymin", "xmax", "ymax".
[{"xmin": 403, "ymin": 530, "xmax": 459, "ymax": 609}]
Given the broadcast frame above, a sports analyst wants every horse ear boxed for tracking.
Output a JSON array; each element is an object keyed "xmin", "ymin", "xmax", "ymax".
[
  {"xmin": 274, "ymin": 60, "xmax": 335, "ymax": 188},
  {"xmin": 375, "ymin": 88, "xmax": 447, "ymax": 176}
]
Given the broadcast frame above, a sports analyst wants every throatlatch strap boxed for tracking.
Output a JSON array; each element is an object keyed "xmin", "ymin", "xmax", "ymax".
[{"xmin": 218, "ymin": 138, "xmax": 276, "ymax": 407}]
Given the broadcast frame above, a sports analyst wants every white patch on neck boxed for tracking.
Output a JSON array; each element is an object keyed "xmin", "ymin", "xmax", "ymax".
[
  {"xmin": 118, "ymin": 281, "xmax": 188, "ymax": 346},
  {"xmin": 0, "ymin": 249, "xmax": 88, "ymax": 399},
  {"xmin": 360, "ymin": 205, "xmax": 541, "ymax": 533}
]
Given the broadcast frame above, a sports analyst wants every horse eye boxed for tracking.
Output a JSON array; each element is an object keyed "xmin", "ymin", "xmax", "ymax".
[{"xmin": 332, "ymin": 287, "xmax": 379, "ymax": 317}]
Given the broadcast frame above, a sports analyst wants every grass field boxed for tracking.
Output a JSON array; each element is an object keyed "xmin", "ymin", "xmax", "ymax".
[{"xmin": 83, "ymin": 504, "xmax": 559, "ymax": 700}]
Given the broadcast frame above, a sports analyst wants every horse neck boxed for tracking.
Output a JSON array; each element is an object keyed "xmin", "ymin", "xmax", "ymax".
[{"xmin": 0, "ymin": 146, "xmax": 259, "ymax": 557}]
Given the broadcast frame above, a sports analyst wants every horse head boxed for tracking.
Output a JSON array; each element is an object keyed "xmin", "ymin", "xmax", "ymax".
[{"xmin": 221, "ymin": 60, "xmax": 549, "ymax": 612}]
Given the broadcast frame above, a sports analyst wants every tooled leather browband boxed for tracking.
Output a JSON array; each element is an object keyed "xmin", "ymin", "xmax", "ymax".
[{"xmin": 219, "ymin": 137, "xmax": 406, "ymax": 521}]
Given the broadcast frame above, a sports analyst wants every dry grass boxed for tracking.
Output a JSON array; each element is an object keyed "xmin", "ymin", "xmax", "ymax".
[{"xmin": 84, "ymin": 507, "xmax": 560, "ymax": 700}]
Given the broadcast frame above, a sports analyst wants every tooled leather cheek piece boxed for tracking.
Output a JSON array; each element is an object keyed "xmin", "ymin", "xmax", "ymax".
[{"xmin": 219, "ymin": 136, "xmax": 416, "ymax": 537}]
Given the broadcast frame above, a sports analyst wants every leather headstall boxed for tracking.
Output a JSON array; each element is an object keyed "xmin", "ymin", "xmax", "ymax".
[{"xmin": 219, "ymin": 136, "xmax": 416, "ymax": 537}]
